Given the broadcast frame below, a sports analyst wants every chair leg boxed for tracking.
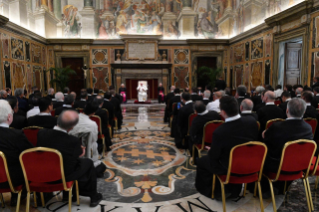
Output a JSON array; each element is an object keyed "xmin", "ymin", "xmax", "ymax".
[
  {"xmin": 16, "ymin": 190, "xmax": 22, "ymax": 212},
  {"xmin": 0, "ymin": 193, "xmax": 5, "ymax": 208},
  {"xmin": 212, "ymin": 175, "xmax": 216, "ymax": 199},
  {"xmin": 26, "ymin": 192, "xmax": 31, "ymax": 212},
  {"xmin": 40, "ymin": 192, "xmax": 45, "ymax": 208},
  {"xmin": 303, "ymin": 179, "xmax": 312, "ymax": 212},
  {"xmin": 306, "ymin": 178, "xmax": 314, "ymax": 211},
  {"xmin": 33, "ymin": 192, "xmax": 37, "ymax": 208},
  {"xmin": 243, "ymin": 183, "xmax": 247, "ymax": 197},
  {"xmin": 68, "ymin": 186, "xmax": 73, "ymax": 212},
  {"xmin": 254, "ymin": 182, "xmax": 257, "ymax": 197},
  {"xmin": 76, "ymin": 181, "xmax": 80, "ymax": 206},
  {"xmin": 283, "ymin": 181, "xmax": 287, "ymax": 194},
  {"xmin": 220, "ymin": 181, "xmax": 226, "ymax": 212},
  {"xmin": 267, "ymin": 179, "xmax": 277, "ymax": 212},
  {"xmin": 257, "ymin": 182, "xmax": 264, "ymax": 212},
  {"xmin": 316, "ymin": 176, "xmax": 319, "ymax": 190}
]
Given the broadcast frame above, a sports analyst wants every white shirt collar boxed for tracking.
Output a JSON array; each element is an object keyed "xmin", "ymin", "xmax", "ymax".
[
  {"xmin": 238, "ymin": 96, "xmax": 245, "ymax": 98},
  {"xmin": 306, "ymin": 103, "xmax": 311, "ymax": 106},
  {"xmin": 203, "ymin": 98, "xmax": 209, "ymax": 100},
  {"xmin": 63, "ymin": 104, "xmax": 72, "ymax": 108},
  {"xmin": 38, "ymin": 112, "xmax": 51, "ymax": 116},
  {"xmin": 57, "ymin": 100, "xmax": 64, "ymax": 102},
  {"xmin": 87, "ymin": 94, "xmax": 92, "ymax": 96},
  {"xmin": 287, "ymin": 117, "xmax": 302, "ymax": 120},
  {"xmin": 0, "ymin": 123, "xmax": 9, "ymax": 128},
  {"xmin": 266, "ymin": 102, "xmax": 275, "ymax": 105},
  {"xmin": 32, "ymin": 106, "xmax": 39, "ymax": 109},
  {"xmin": 63, "ymin": 93, "xmax": 68, "ymax": 96},
  {"xmin": 185, "ymin": 100, "xmax": 193, "ymax": 105},
  {"xmin": 241, "ymin": 110, "xmax": 252, "ymax": 114},
  {"xmin": 175, "ymin": 94, "xmax": 181, "ymax": 96},
  {"xmin": 191, "ymin": 93, "xmax": 197, "ymax": 95},
  {"xmin": 316, "ymin": 94, "xmax": 319, "ymax": 96},
  {"xmin": 54, "ymin": 126, "xmax": 67, "ymax": 133},
  {"xmin": 80, "ymin": 99, "xmax": 86, "ymax": 101},
  {"xmin": 297, "ymin": 94, "xmax": 301, "ymax": 97},
  {"xmin": 104, "ymin": 98, "xmax": 109, "ymax": 101},
  {"xmin": 198, "ymin": 110, "xmax": 209, "ymax": 116},
  {"xmin": 225, "ymin": 114, "xmax": 241, "ymax": 123},
  {"xmin": 285, "ymin": 98, "xmax": 291, "ymax": 102}
]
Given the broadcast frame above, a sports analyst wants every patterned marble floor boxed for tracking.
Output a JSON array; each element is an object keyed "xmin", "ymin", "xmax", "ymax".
[{"xmin": 1, "ymin": 103, "xmax": 314, "ymax": 211}]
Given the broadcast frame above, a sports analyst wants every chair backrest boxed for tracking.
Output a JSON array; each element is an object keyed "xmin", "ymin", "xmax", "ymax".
[
  {"xmin": 275, "ymin": 140, "xmax": 316, "ymax": 180},
  {"xmin": 0, "ymin": 151, "xmax": 16, "ymax": 191},
  {"xmin": 202, "ymin": 120, "xmax": 224, "ymax": 144},
  {"xmin": 188, "ymin": 113, "xmax": 198, "ymax": 134},
  {"xmin": 50, "ymin": 110, "xmax": 55, "ymax": 117},
  {"xmin": 223, "ymin": 142, "xmax": 267, "ymax": 184},
  {"xmin": 90, "ymin": 115, "xmax": 102, "ymax": 134},
  {"xmin": 19, "ymin": 147, "xmax": 68, "ymax": 191},
  {"xmin": 265, "ymin": 118, "xmax": 285, "ymax": 130},
  {"xmin": 274, "ymin": 100, "xmax": 281, "ymax": 106},
  {"xmin": 304, "ymin": 118, "xmax": 318, "ymax": 136},
  {"xmin": 102, "ymin": 108, "xmax": 109, "ymax": 117},
  {"xmin": 22, "ymin": 126, "xmax": 43, "ymax": 146},
  {"xmin": 76, "ymin": 108, "xmax": 84, "ymax": 113},
  {"xmin": 219, "ymin": 114, "xmax": 225, "ymax": 121}
]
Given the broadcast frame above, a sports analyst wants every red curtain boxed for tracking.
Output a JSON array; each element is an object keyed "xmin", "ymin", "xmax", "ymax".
[{"xmin": 126, "ymin": 79, "xmax": 158, "ymax": 100}]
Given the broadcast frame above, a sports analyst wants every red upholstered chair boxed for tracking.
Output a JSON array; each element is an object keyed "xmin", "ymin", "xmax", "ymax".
[
  {"xmin": 263, "ymin": 139, "xmax": 316, "ymax": 212},
  {"xmin": 19, "ymin": 147, "xmax": 80, "ymax": 212},
  {"xmin": 265, "ymin": 118, "xmax": 285, "ymax": 130},
  {"xmin": 192, "ymin": 120, "xmax": 224, "ymax": 162},
  {"xmin": 219, "ymin": 114, "xmax": 225, "ymax": 121},
  {"xmin": 50, "ymin": 110, "xmax": 55, "ymax": 117},
  {"xmin": 212, "ymin": 142, "xmax": 267, "ymax": 212},
  {"xmin": 22, "ymin": 126, "xmax": 43, "ymax": 146},
  {"xmin": 187, "ymin": 113, "xmax": 198, "ymax": 136},
  {"xmin": 76, "ymin": 108, "xmax": 84, "ymax": 113},
  {"xmin": 274, "ymin": 100, "xmax": 281, "ymax": 106},
  {"xmin": 90, "ymin": 115, "xmax": 106, "ymax": 158},
  {"xmin": 0, "ymin": 151, "xmax": 24, "ymax": 212},
  {"xmin": 170, "ymin": 103, "xmax": 177, "ymax": 128},
  {"xmin": 304, "ymin": 118, "xmax": 317, "ymax": 137},
  {"xmin": 102, "ymin": 108, "xmax": 113, "ymax": 139}
]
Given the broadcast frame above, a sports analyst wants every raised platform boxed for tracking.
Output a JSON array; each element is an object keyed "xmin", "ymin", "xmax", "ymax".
[{"xmin": 134, "ymin": 100, "xmax": 152, "ymax": 104}]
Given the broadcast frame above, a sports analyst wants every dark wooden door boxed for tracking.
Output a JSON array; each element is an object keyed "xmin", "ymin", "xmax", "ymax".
[
  {"xmin": 285, "ymin": 43, "xmax": 302, "ymax": 86},
  {"xmin": 126, "ymin": 79, "xmax": 158, "ymax": 100},
  {"xmin": 61, "ymin": 58, "xmax": 84, "ymax": 97}
]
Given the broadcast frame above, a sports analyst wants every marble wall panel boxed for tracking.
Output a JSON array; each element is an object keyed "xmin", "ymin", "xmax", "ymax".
[
  {"xmin": 31, "ymin": 43, "xmax": 41, "ymax": 64},
  {"xmin": 11, "ymin": 37, "xmax": 24, "ymax": 61},
  {"xmin": 93, "ymin": 67, "xmax": 109, "ymax": 92},
  {"xmin": 12, "ymin": 62, "xmax": 25, "ymax": 91},
  {"xmin": 251, "ymin": 37, "xmax": 263, "ymax": 60},
  {"xmin": 92, "ymin": 49, "xmax": 108, "ymax": 65},
  {"xmin": 251, "ymin": 61, "xmax": 263, "ymax": 87},
  {"xmin": 1, "ymin": 33, "xmax": 10, "ymax": 59},
  {"xmin": 174, "ymin": 49, "xmax": 189, "ymax": 64},
  {"xmin": 174, "ymin": 66, "xmax": 189, "ymax": 89}
]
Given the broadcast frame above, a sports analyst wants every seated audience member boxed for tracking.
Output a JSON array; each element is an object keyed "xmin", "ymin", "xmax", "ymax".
[
  {"xmin": 254, "ymin": 90, "xmax": 268, "ymax": 112},
  {"xmin": 189, "ymin": 101, "xmax": 220, "ymax": 153},
  {"xmin": 285, "ymin": 84, "xmax": 295, "ymax": 98},
  {"xmin": 295, "ymin": 87, "xmax": 303, "ymax": 98},
  {"xmin": 26, "ymin": 94, "xmax": 41, "ymax": 119},
  {"xmin": 70, "ymin": 91, "xmax": 77, "ymax": 100},
  {"xmin": 27, "ymin": 97, "xmax": 57, "ymax": 128},
  {"xmin": 110, "ymin": 90, "xmax": 123, "ymax": 130},
  {"xmin": 191, "ymin": 87, "xmax": 202, "ymax": 102},
  {"xmin": 93, "ymin": 89, "xmax": 99, "ymax": 97},
  {"xmin": 55, "ymin": 95, "xmax": 77, "ymax": 116},
  {"xmin": 87, "ymin": 88, "xmax": 94, "ymax": 101},
  {"xmin": 312, "ymin": 76, "xmax": 319, "ymax": 90},
  {"xmin": 53, "ymin": 92, "xmax": 64, "ymax": 109},
  {"xmin": 74, "ymin": 89, "xmax": 88, "ymax": 109},
  {"xmin": 164, "ymin": 86, "xmax": 175, "ymax": 123},
  {"xmin": 109, "ymin": 85, "xmax": 123, "ymax": 103},
  {"xmin": 7, "ymin": 97, "xmax": 27, "ymax": 129},
  {"xmin": 15, "ymin": 88, "xmax": 28, "ymax": 113},
  {"xmin": 202, "ymin": 90, "xmax": 211, "ymax": 105},
  {"xmin": 196, "ymin": 96, "xmax": 259, "ymax": 198},
  {"xmin": 301, "ymin": 91, "xmax": 317, "ymax": 118},
  {"xmin": 215, "ymin": 76, "xmax": 226, "ymax": 91},
  {"xmin": 0, "ymin": 90, "xmax": 7, "ymax": 99},
  {"xmin": 235, "ymin": 85, "xmax": 248, "ymax": 109},
  {"xmin": 278, "ymin": 91, "xmax": 292, "ymax": 117},
  {"xmin": 312, "ymin": 86, "xmax": 319, "ymax": 108},
  {"xmin": 95, "ymin": 96, "xmax": 112, "ymax": 150},
  {"xmin": 102, "ymin": 92, "xmax": 115, "ymax": 132},
  {"xmin": 47, "ymin": 88, "xmax": 55, "ymax": 99},
  {"xmin": 175, "ymin": 92, "xmax": 194, "ymax": 148},
  {"xmin": 169, "ymin": 88, "xmax": 181, "ymax": 137},
  {"xmin": 257, "ymin": 91, "xmax": 285, "ymax": 133},
  {"xmin": 0, "ymin": 100, "xmax": 33, "ymax": 205},
  {"xmin": 251, "ymin": 86, "xmax": 264, "ymax": 110},
  {"xmin": 63, "ymin": 87, "xmax": 70, "ymax": 96},
  {"xmin": 240, "ymin": 99, "xmax": 258, "ymax": 121},
  {"xmin": 28, "ymin": 86, "xmax": 38, "ymax": 104},
  {"xmin": 224, "ymin": 87, "xmax": 232, "ymax": 96},
  {"xmin": 207, "ymin": 91, "xmax": 222, "ymax": 113},
  {"xmin": 6, "ymin": 88, "xmax": 12, "ymax": 98},
  {"xmin": 274, "ymin": 85, "xmax": 283, "ymax": 99},
  {"xmin": 265, "ymin": 85, "xmax": 274, "ymax": 91},
  {"xmin": 263, "ymin": 98, "xmax": 313, "ymax": 173},
  {"xmin": 37, "ymin": 110, "xmax": 103, "ymax": 207}
]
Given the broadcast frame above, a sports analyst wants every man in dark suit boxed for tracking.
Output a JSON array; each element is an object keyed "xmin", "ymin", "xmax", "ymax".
[
  {"xmin": 279, "ymin": 91, "xmax": 292, "ymax": 116},
  {"xmin": 15, "ymin": 88, "xmax": 29, "ymax": 113},
  {"xmin": 257, "ymin": 91, "xmax": 285, "ymax": 134},
  {"xmin": 74, "ymin": 89, "xmax": 88, "ymax": 109},
  {"xmin": 110, "ymin": 90, "xmax": 123, "ymax": 130},
  {"xmin": 235, "ymin": 85, "xmax": 248, "ymax": 110},
  {"xmin": 63, "ymin": 87, "xmax": 70, "ymax": 96},
  {"xmin": 215, "ymin": 76, "xmax": 226, "ymax": 91},
  {"xmin": 109, "ymin": 86, "xmax": 123, "ymax": 103},
  {"xmin": 175, "ymin": 92, "xmax": 194, "ymax": 148},
  {"xmin": 86, "ymin": 88, "xmax": 94, "ymax": 102},
  {"xmin": 102, "ymin": 92, "xmax": 115, "ymax": 133},
  {"xmin": 202, "ymin": 90, "xmax": 211, "ymax": 105},
  {"xmin": 0, "ymin": 100, "xmax": 33, "ymax": 205},
  {"xmin": 251, "ymin": 86, "xmax": 264, "ymax": 111},
  {"xmin": 169, "ymin": 88, "xmax": 181, "ymax": 137},
  {"xmin": 55, "ymin": 95, "xmax": 77, "ymax": 116},
  {"xmin": 47, "ymin": 88, "xmax": 55, "ymax": 99},
  {"xmin": 191, "ymin": 87, "xmax": 203, "ymax": 102},
  {"xmin": 7, "ymin": 97, "xmax": 27, "ymax": 129},
  {"xmin": 27, "ymin": 97, "xmax": 57, "ymax": 128},
  {"xmin": 95, "ymin": 96, "xmax": 112, "ymax": 150},
  {"xmin": 189, "ymin": 101, "xmax": 220, "ymax": 154},
  {"xmin": 37, "ymin": 110, "xmax": 103, "ymax": 207},
  {"xmin": 312, "ymin": 76, "xmax": 319, "ymax": 90},
  {"xmin": 28, "ymin": 86, "xmax": 38, "ymax": 105},
  {"xmin": 164, "ymin": 86, "xmax": 175, "ymax": 123},
  {"xmin": 53, "ymin": 92, "xmax": 64, "ymax": 109},
  {"xmin": 285, "ymin": 84, "xmax": 295, "ymax": 98},
  {"xmin": 196, "ymin": 96, "xmax": 259, "ymax": 198},
  {"xmin": 312, "ymin": 86, "xmax": 319, "ymax": 108},
  {"xmin": 240, "ymin": 99, "xmax": 258, "ymax": 120},
  {"xmin": 302, "ymin": 91, "xmax": 317, "ymax": 118}
]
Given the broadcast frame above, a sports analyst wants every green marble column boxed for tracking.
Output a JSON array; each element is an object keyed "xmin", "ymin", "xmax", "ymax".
[
  {"xmin": 84, "ymin": 0, "xmax": 93, "ymax": 7},
  {"xmin": 53, "ymin": 0, "xmax": 61, "ymax": 19}
]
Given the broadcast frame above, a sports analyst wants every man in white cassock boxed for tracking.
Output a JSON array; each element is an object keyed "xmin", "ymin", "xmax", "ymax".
[{"xmin": 137, "ymin": 82, "xmax": 148, "ymax": 102}]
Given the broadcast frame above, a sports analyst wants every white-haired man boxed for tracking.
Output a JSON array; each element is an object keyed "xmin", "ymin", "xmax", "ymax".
[
  {"xmin": 53, "ymin": 92, "xmax": 64, "ymax": 109},
  {"xmin": 47, "ymin": 88, "xmax": 55, "ymax": 99},
  {"xmin": 203, "ymin": 90, "xmax": 211, "ymax": 105},
  {"xmin": 251, "ymin": 86, "xmax": 265, "ymax": 111}
]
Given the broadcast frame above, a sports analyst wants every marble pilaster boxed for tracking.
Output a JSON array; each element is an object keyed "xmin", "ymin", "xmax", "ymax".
[
  {"xmin": 53, "ymin": 0, "xmax": 61, "ymax": 19},
  {"xmin": 0, "ymin": 0, "xmax": 9, "ymax": 18},
  {"xmin": 34, "ymin": 7, "xmax": 60, "ymax": 37},
  {"xmin": 84, "ymin": 0, "xmax": 93, "ymax": 6},
  {"xmin": 176, "ymin": 5, "xmax": 196, "ymax": 38},
  {"xmin": 27, "ymin": 0, "xmax": 35, "ymax": 30},
  {"xmin": 162, "ymin": 12, "xmax": 177, "ymax": 37},
  {"xmin": 79, "ymin": 1, "xmax": 96, "ymax": 38},
  {"xmin": 9, "ymin": 0, "xmax": 28, "ymax": 28}
]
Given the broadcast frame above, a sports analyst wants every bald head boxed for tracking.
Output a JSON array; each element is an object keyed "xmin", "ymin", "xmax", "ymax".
[
  {"xmin": 70, "ymin": 91, "xmax": 76, "ymax": 100},
  {"xmin": 213, "ymin": 91, "xmax": 222, "ymax": 100},
  {"xmin": 95, "ymin": 95, "xmax": 104, "ymax": 107},
  {"xmin": 264, "ymin": 91, "xmax": 276, "ymax": 103},
  {"xmin": 240, "ymin": 99, "xmax": 254, "ymax": 112},
  {"xmin": 296, "ymin": 87, "xmax": 303, "ymax": 95},
  {"xmin": 57, "ymin": 110, "xmax": 79, "ymax": 132}
]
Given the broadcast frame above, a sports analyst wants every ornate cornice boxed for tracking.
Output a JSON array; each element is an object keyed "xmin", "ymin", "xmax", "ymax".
[
  {"xmin": 229, "ymin": 23, "xmax": 271, "ymax": 44},
  {"xmin": 47, "ymin": 39, "xmax": 94, "ymax": 44},
  {"xmin": 0, "ymin": 15, "xmax": 9, "ymax": 26}
]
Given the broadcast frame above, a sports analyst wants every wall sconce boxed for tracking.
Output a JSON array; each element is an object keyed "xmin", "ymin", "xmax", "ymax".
[{"xmin": 82, "ymin": 64, "xmax": 89, "ymax": 79}]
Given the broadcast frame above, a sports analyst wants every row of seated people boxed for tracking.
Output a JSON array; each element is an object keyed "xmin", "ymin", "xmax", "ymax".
[{"xmin": 0, "ymin": 100, "xmax": 106, "ymax": 207}]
